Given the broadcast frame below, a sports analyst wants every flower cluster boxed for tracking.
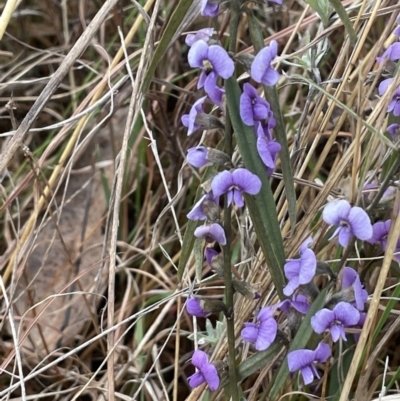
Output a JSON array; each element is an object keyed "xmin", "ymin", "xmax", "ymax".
[
  {"xmin": 183, "ymin": 6, "xmax": 282, "ymax": 391},
  {"xmin": 377, "ymin": 17, "xmax": 400, "ymax": 121}
]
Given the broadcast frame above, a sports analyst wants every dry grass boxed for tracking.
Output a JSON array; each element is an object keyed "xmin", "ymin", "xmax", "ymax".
[{"xmin": 1, "ymin": 0, "xmax": 400, "ymax": 400}]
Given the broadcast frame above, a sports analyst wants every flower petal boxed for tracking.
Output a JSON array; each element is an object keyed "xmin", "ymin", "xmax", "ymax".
[
  {"xmin": 311, "ymin": 309, "xmax": 334, "ymax": 334},
  {"xmin": 208, "ymin": 45, "xmax": 234, "ymax": 79},
  {"xmin": 322, "ymin": 200, "xmax": 351, "ymax": 225},
  {"xmin": 232, "ymin": 168, "xmax": 262, "ymax": 195},
  {"xmin": 201, "ymin": 363, "xmax": 220, "ymax": 390},
  {"xmin": 338, "ymin": 226, "xmax": 352, "ymax": 247},
  {"xmin": 348, "ymin": 206, "xmax": 373, "ymax": 241},
  {"xmin": 188, "ymin": 40, "xmax": 209, "ymax": 69},
  {"xmin": 333, "ymin": 302, "xmax": 360, "ymax": 326},
  {"xmin": 188, "ymin": 372, "xmax": 205, "ymax": 388},
  {"xmin": 211, "ymin": 171, "xmax": 233, "ymax": 197},
  {"xmin": 255, "ymin": 318, "xmax": 277, "ymax": 350},
  {"xmin": 241, "ymin": 324, "xmax": 258, "ymax": 343},
  {"xmin": 192, "ymin": 350, "xmax": 208, "ymax": 368}
]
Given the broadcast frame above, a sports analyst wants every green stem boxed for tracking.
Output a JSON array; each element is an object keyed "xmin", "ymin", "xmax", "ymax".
[{"xmin": 222, "ymin": 2, "xmax": 242, "ymax": 400}]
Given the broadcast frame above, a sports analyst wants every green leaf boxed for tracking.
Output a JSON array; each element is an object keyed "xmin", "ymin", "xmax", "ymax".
[
  {"xmin": 225, "ymin": 77, "xmax": 286, "ymax": 298},
  {"xmin": 305, "ymin": 0, "xmax": 331, "ymax": 26},
  {"xmin": 142, "ymin": 0, "xmax": 193, "ymax": 93},
  {"xmin": 328, "ymin": 0, "xmax": 357, "ymax": 45}
]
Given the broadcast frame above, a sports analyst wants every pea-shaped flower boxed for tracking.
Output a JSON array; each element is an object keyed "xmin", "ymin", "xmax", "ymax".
[
  {"xmin": 250, "ymin": 40, "xmax": 280, "ymax": 86},
  {"xmin": 188, "ymin": 350, "xmax": 220, "ymax": 391},
  {"xmin": 211, "ymin": 168, "xmax": 262, "ymax": 207}
]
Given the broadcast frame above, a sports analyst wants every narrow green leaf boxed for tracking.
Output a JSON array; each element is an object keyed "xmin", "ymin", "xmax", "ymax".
[
  {"xmin": 220, "ymin": 343, "xmax": 283, "ymax": 389},
  {"xmin": 328, "ymin": 0, "xmax": 357, "ymax": 45},
  {"xmin": 142, "ymin": 0, "xmax": 193, "ymax": 94},
  {"xmin": 266, "ymin": 285, "xmax": 331, "ymax": 400},
  {"xmin": 225, "ymin": 77, "xmax": 286, "ymax": 298}
]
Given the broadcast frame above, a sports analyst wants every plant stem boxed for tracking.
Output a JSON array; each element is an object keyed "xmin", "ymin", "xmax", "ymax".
[{"xmin": 222, "ymin": 2, "xmax": 242, "ymax": 400}]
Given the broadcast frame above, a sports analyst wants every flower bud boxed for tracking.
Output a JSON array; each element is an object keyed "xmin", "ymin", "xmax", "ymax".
[
  {"xmin": 195, "ymin": 113, "xmax": 225, "ymax": 131},
  {"xmin": 205, "ymin": 148, "xmax": 232, "ymax": 167},
  {"xmin": 233, "ymin": 53, "xmax": 255, "ymax": 71},
  {"xmin": 201, "ymin": 299, "xmax": 227, "ymax": 314},
  {"xmin": 232, "ymin": 279, "xmax": 260, "ymax": 300},
  {"xmin": 202, "ymin": 199, "xmax": 221, "ymax": 222}
]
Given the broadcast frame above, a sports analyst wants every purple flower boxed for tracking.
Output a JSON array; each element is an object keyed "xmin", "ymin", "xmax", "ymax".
[
  {"xmin": 240, "ymin": 83, "xmax": 271, "ymax": 126},
  {"xmin": 241, "ymin": 307, "xmax": 278, "ymax": 350},
  {"xmin": 188, "ymin": 40, "xmax": 234, "ymax": 105},
  {"xmin": 378, "ymin": 78, "xmax": 400, "ymax": 117},
  {"xmin": 387, "ymin": 123, "xmax": 400, "ymax": 140},
  {"xmin": 311, "ymin": 302, "xmax": 360, "ymax": 342},
  {"xmin": 194, "ymin": 223, "xmax": 226, "ymax": 245},
  {"xmin": 368, "ymin": 219, "xmax": 391, "ymax": 250},
  {"xmin": 185, "ymin": 28, "xmax": 214, "ymax": 47},
  {"xmin": 186, "ymin": 298, "xmax": 210, "ymax": 317},
  {"xmin": 278, "ymin": 294, "xmax": 310, "ymax": 315},
  {"xmin": 250, "ymin": 40, "xmax": 280, "ymax": 86},
  {"xmin": 288, "ymin": 342, "xmax": 331, "ymax": 385},
  {"xmin": 268, "ymin": 0, "xmax": 282, "ymax": 3},
  {"xmin": 211, "ymin": 168, "xmax": 262, "ymax": 207},
  {"xmin": 283, "ymin": 237, "xmax": 316, "ymax": 296},
  {"xmin": 205, "ymin": 247, "xmax": 219, "ymax": 269},
  {"xmin": 187, "ymin": 192, "xmax": 219, "ymax": 220},
  {"xmin": 376, "ymin": 42, "xmax": 400, "ymax": 64},
  {"xmin": 341, "ymin": 267, "xmax": 368, "ymax": 311},
  {"xmin": 200, "ymin": 0, "xmax": 219, "ymax": 17},
  {"xmin": 322, "ymin": 200, "xmax": 373, "ymax": 247},
  {"xmin": 187, "ymin": 146, "xmax": 208, "ymax": 168},
  {"xmin": 256, "ymin": 122, "xmax": 281, "ymax": 174},
  {"xmin": 181, "ymin": 96, "xmax": 207, "ymax": 135},
  {"xmin": 188, "ymin": 350, "xmax": 220, "ymax": 391}
]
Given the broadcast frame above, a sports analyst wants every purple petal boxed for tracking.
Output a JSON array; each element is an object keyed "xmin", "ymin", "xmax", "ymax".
[
  {"xmin": 283, "ymin": 276, "xmax": 300, "ymax": 296},
  {"xmin": 284, "ymin": 259, "xmax": 301, "ymax": 280},
  {"xmin": 378, "ymin": 78, "xmax": 393, "ymax": 96},
  {"xmin": 208, "ymin": 45, "xmax": 234, "ymax": 79},
  {"xmin": 287, "ymin": 349, "xmax": 315, "ymax": 372},
  {"xmin": 368, "ymin": 220, "xmax": 390, "ymax": 245},
  {"xmin": 201, "ymin": 363, "xmax": 220, "ymax": 390},
  {"xmin": 186, "ymin": 298, "xmax": 209, "ymax": 317},
  {"xmin": 192, "ymin": 350, "xmax": 208, "ymax": 368},
  {"xmin": 291, "ymin": 294, "xmax": 310, "ymax": 314},
  {"xmin": 188, "ymin": 40, "xmax": 209, "ymax": 69},
  {"xmin": 241, "ymin": 323, "xmax": 258, "ymax": 343},
  {"xmin": 207, "ymin": 84, "xmax": 224, "ymax": 106},
  {"xmin": 338, "ymin": 226, "xmax": 352, "ymax": 247},
  {"xmin": 298, "ymin": 248, "xmax": 317, "ymax": 284},
  {"xmin": 240, "ymin": 91, "xmax": 255, "ymax": 126},
  {"xmin": 330, "ymin": 324, "xmax": 343, "ymax": 342},
  {"xmin": 314, "ymin": 342, "xmax": 331, "ymax": 363},
  {"xmin": 322, "ymin": 200, "xmax": 351, "ymax": 225},
  {"xmin": 187, "ymin": 146, "xmax": 208, "ymax": 168},
  {"xmin": 233, "ymin": 188, "xmax": 244, "ymax": 207},
  {"xmin": 253, "ymin": 102, "xmax": 269, "ymax": 120},
  {"xmin": 187, "ymin": 195, "xmax": 207, "ymax": 220},
  {"xmin": 185, "ymin": 28, "xmax": 214, "ymax": 47},
  {"xmin": 211, "ymin": 170, "xmax": 234, "ymax": 197},
  {"xmin": 341, "ymin": 266, "xmax": 357, "ymax": 288},
  {"xmin": 257, "ymin": 135, "xmax": 281, "ymax": 168},
  {"xmin": 333, "ymin": 302, "xmax": 360, "ymax": 326},
  {"xmin": 348, "ymin": 206, "xmax": 373, "ymax": 241},
  {"xmin": 251, "ymin": 41, "xmax": 279, "ymax": 85},
  {"xmin": 204, "ymin": 71, "xmax": 218, "ymax": 100},
  {"xmin": 376, "ymin": 43, "xmax": 400, "ymax": 64},
  {"xmin": 232, "ymin": 168, "xmax": 262, "ymax": 195},
  {"xmin": 188, "ymin": 372, "xmax": 205, "ymax": 388},
  {"xmin": 311, "ymin": 309, "xmax": 334, "ymax": 334},
  {"xmin": 205, "ymin": 247, "xmax": 219, "ymax": 268},
  {"xmin": 258, "ymin": 306, "xmax": 275, "ymax": 321},
  {"xmin": 209, "ymin": 223, "xmax": 226, "ymax": 245},
  {"xmin": 387, "ymin": 123, "xmax": 400, "ymax": 140},
  {"xmin": 353, "ymin": 275, "xmax": 368, "ymax": 310},
  {"xmin": 201, "ymin": 0, "xmax": 219, "ymax": 17},
  {"xmin": 300, "ymin": 366, "xmax": 315, "ymax": 385},
  {"xmin": 255, "ymin": 318, "xmax": 277, "ymax": 350}
]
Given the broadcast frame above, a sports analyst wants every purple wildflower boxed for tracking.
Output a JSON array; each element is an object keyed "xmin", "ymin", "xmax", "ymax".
[
  {"xmin": 187, "ymin": 146, "xmax": 208, "ymax": 168},
  {"xmin": 186, "ymin": 298, "xmax": 210, "ymax": 317},
  {"xmin": 311, "ymin": 302, "xmax": 360, "ymax": 342},
  {"xmin": 205, "ymin": 247, "xmax": 219, "ymax": 269},
  {"xmin": 256, "ymin": 121, "xmax": 281, "ymax": 174},
  {"xmin": 240, "ymin": 83, "xmax": 271, "ymax": 126},
  {"xmin": 341, "ymin": 267, "xmax": 368, "ymax": 310},
  {"xmin": 387, "ymin": 123, "xmax": 400, "ymax": 140},
  {"xmin": 322, "ymin": 200, "xmax": 373, "ymax": 247},
  {"xmin": 378, "ymin": 78, "xmax": 400, "ymax": 117},
  {"xmin": 250, "ymin": 40, "xmax": 280, "ymax": 86},
  {"xmin": 185, "ymin": 28, "xmax": 214, "ymax": 47},
  {"xmin": 283, "ymin": 237, "xmax": 317, "ymax": 296},
  {"xmin": 187, "ymin": 192, "xmax": 219, "ymax": 220},
  {"xmin": 194, "ymin": 223, "xmax": 226, "ymax": 245},
  {"xmin": 288, "ymin": 342, "xmax": 331, "ymax": 385},
  {"xmin": 188, "ymin": 40, "xmax": 234, "ymax": 105},
  {"xmin": 188, "ymin": 350, "xmax": 220, "ymax": 391},
  {"xmin": 181, "ymin": 96, "xmax": 207, "ymax": 135},
  {"xmin": 241, "ymin": 307, "xmax": 278, "ymax": 351},
  {"xmin": 376, "ymin": 42, "xmax": 400, "ymax": 64},
  {"xmin": 200, "ymin": 0, "xmax": 219, "ymax": 17},
  {"xmin": 211, "ymin": 168, "xmax": 262, "ymax": 207},
  {"xmin": 368, "ymin": 219, "xmax": 400, "ymax": 261},
  {"xmin": 278, "ymin": 294, "xmax": 310, "ymax": 315}
]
